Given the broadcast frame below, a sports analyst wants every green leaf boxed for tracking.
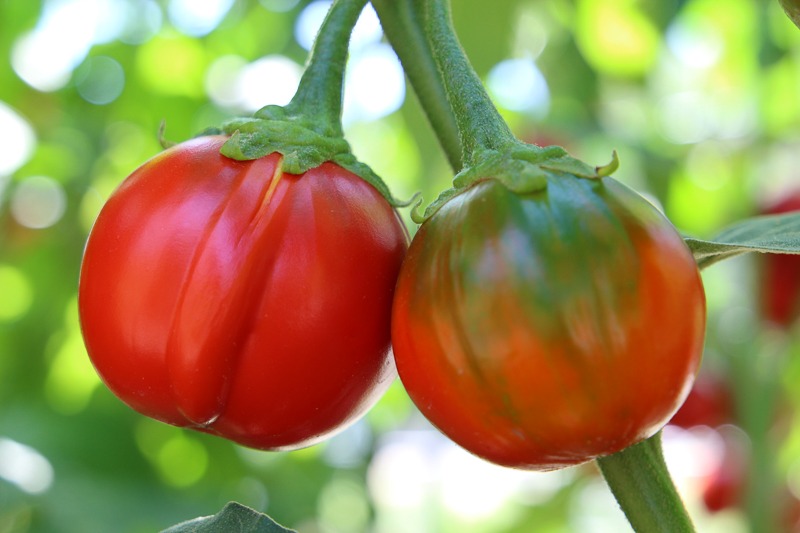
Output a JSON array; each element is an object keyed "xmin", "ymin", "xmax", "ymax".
[
  {"xmin": 160, "ymin": 502, "xmax": 297, "ymax": 533},
  {"xmin": 684, "ymin": 212, "xmax": 800, "ymax": 270}
]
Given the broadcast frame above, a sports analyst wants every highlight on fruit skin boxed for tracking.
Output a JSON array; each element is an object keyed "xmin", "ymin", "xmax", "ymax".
[{"xmin": 391, "ymin": 173, "xmax": 707, "ymax": 471}]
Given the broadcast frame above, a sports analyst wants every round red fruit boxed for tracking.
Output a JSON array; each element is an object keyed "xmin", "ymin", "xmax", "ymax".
[{"xmin": 79, "ymin": 136, "xmax": 408, "ymax": 450}]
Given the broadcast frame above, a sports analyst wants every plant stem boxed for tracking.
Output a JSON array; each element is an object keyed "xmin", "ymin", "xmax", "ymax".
[
  {"xmin": 596, "ymin": 432, "xmax": 695, "ymax": 533},
  {"xmin": 420, "ymin": 0, "xmax": 516, "ymax": 167},
  {"xmin": 371, "ymin": 0, "xmax": 462, "ymax": 171},
  {"xmin": 285, "ymin": 0, "xmax": 368, "ymax": 137}
]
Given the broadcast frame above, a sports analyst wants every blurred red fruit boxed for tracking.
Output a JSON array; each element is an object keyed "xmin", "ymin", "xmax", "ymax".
[
  {"xmin": 759, "ymin": 192, "xmax": 800, "ymax": 328},
  {"xmin": 669, "ymin": 371, "xmax": 735, "ymax": 429},
  {"xmin": 701, "ymin": 426, "xmax": 748, "ymax": 513}
]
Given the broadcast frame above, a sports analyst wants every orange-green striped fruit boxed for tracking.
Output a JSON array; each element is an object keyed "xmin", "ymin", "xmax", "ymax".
[{"xmin": 392, "ymin": 174, "xmax": 706, "ymax": 471}]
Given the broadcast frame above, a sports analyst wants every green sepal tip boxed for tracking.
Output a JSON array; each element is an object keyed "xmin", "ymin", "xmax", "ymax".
[
  {"xmin": 414, "ymin": 141, "xmax": 620, "ymax": 225},
  {"xmin": 595, "ymin": 150, "xmax": 620, "ymax": 177}
]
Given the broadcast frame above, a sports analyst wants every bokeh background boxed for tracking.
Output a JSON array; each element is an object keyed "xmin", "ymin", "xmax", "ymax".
[{"xmin": 2, "ymin": 0, "xmax": 800, "ymax": 531}]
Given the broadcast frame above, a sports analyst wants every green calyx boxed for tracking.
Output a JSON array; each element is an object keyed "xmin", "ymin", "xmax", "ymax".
[
  {"xmin": 197, "ymin": 0, "xmax": 405, "ymax": 207},
  {"xmin": 204, "ymin": 105, "xmax": 405, "ymax": 207},
  {"xmin": 217, "ymin": 107, "xmax": 347, "ymax": 169},
  {"xmin": 411, "ymin": 141, "xmax": 619, "ymax": 224}
]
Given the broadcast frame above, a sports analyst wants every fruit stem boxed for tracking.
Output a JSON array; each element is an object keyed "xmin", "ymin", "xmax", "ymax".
[
  {"xmin": 419, "ymin": 0, "xmax": 517, "ymax": 168},
  {"xmin": 596, "ymin": 432, "xmax": 696, "ymax": 533},
  {"xmin": 372, "ymin": 0, "xmax": 462, "ymax": 171},
  {"xmin": 285, "ymin": 0, "xmax": 368, "ymax": 137}
]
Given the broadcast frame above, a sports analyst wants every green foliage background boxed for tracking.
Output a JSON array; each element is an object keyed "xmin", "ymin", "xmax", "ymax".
[{"xmin": 1, "ymin": 0, "xmax": 800, "ymax": 532}]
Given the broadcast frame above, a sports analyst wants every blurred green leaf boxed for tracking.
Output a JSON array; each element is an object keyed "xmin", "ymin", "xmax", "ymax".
[
  {"xmin": 685, "ymin": 212, "xmax": 800, "ymax": 269},
  {"xmin": 160, "ymin": 502, "xmax": 296, "ymax": 533}
]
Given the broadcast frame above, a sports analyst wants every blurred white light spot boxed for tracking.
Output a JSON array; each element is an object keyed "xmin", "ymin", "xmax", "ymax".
[
  {"xmin": 119, "ymin": 0, "xmax": 163, "ymax": 45},
  {"xmin": 11, "ymin": 0, "xmax": 127, "ymax": 92},
  {"xmin": 295, "ymin": 1, "xmax": 332, "ymax": 51},
  {"xmin": 656, "ymin": 91, "xmax": 710, "ymax": 144},
  {"xmin": 666, "ymin": 22, "xmax": 722, "ymax": 69},
  {"xmin": 487, "ymin": 58, "xmax": 550, "ymax": 115},
  {"xmin": 11, "ymin": 176, "xmax": 67, "ymax": 229},
  {"xmin": 439, "ymin": 446, "xmax": 522, "ymax": 519},
  {"xmin": 367, "ymin": 431, "xmax": 437, "ymax": 508},
  {"xmin": 12, "ymin": 31, "xmax": 76, "ymax": 91},
  {"xmin": 295, "ymin": 1, "xmax": 382, "ymax": 52},
  {"xmin": 75, "ymin": 56, "xmax": 125, "ymax": 105},
  {"xmin": 0, "ymin": 102, "xmax": 36, "ymax": 176},
  {"xmin": 236, "ymin": 55, "xmax": 303, "ymax": 111},
  {"xmin": 662, "ymin": 425, "xmax": 726, "ymax": 481},
  {"xmin": 206, "ymin": 55, "xmax": 249, "ymax": 108},
  {"xmin": 168, "ymin": 0, "xmax": 234, "ymax": 37},
  {"xmin": 369, "ymin": 428, "xmax": 569, "ymax": 521},
  {"xmin": 342, "ymin": 44, "xmax": 405, "ymax": 124},
  {"xmin": 350, "ymin": 4, "xmax": 383, "ymax": 51},
  {"xmin": 0, "ymin": 438, "xmax": 54, "ymax": 494}
]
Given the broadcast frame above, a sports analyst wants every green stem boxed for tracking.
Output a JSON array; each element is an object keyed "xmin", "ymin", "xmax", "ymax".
[
  {"xmin": 420, "ymin": 0, "xmax": 516, "ymax": 167},
  {"xmin": 371, "ymin": 0, "xmax": 462, "ymax": 171},
  {"xmin": 596, "ymin": 432, "xmax": 695, "ymax": 533},
  {"xmin": 220, "ymin": 0, "xmax": 399, "ymax": 199},
  {"xmin": 284, "ymin": 0, "xmax": 368, "ymax": 136}
]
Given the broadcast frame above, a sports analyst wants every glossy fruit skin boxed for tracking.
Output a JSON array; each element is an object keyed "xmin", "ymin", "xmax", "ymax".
[
  {"xmin": 392, "ymin": 175, "xmax": 706, "ymax": 470},
  {"xmin": 79, "ymin": 136, "xmax": 408, "ymax": 451},
  {"xmin": 760, "ymin": 192, "xmax": 800, "ymax": 328}
]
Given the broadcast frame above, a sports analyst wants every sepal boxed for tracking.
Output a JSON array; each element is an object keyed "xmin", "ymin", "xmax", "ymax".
[
  {"xmin": 193, "ymin": 112, "xmax": 405, "ymax": 207},
  {"xmin": 413, "ymin": 140, "xmax": 617, "ymax": 224}
]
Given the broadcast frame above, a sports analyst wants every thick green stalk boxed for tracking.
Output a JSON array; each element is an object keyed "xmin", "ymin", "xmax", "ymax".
[
  {"xmin": 285, "ymin": 0, "xmax": 369, "ymax": 136},
  {"xmin": 597, "ymin": 433, "xmax": 696, "ymax": 533},
  {"xmin": 371, "ymin": 0, "xmax": 462, "ymax": 171},
  {"xmin": 420, "ymin": 0, "xmax": 516, "ymax": 167}
]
